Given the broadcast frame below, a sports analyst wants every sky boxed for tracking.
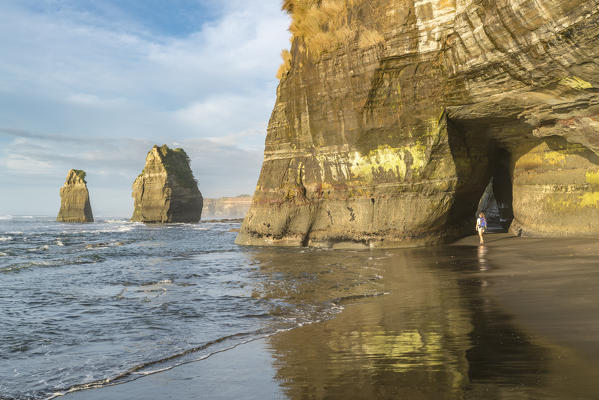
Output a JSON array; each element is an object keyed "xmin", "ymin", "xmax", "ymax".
[{"xmin": 0, "ymin": 0, "xmax": 290, "ymax": 217}]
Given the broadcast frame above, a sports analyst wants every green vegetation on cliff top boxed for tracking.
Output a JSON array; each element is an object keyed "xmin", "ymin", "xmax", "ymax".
[
  {"xmin": 155, "ymin": 144, "xmax": 198, "ymax": 189},
  {"xmin": 71, "ymin": 169, "xmax": 87, "ymax": 182}
]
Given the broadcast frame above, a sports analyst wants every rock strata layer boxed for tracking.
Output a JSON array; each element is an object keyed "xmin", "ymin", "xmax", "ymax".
[
  {"xmin": 132, "ymin": 145, "xmax": 203, "ymax": 223},
  {"xmin": 57, "ymin": 169, "xmax": 93, "ymax": 223},
  {"xmin": 238, "ymin": 0, "xmax": 599, "ymax": 248}
]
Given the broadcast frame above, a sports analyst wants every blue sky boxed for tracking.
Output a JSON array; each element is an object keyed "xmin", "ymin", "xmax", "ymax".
[{"xmin": 0, "ymin": 0, "xmax": 289, "ymax": 217}]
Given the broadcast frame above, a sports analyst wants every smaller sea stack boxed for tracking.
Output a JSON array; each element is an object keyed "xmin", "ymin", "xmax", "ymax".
[
  {"xmin": 131, "ymin": 145, "xmax": 203, "ymax": 223},
  {"xmin": 57, "ymin": 169, "xmax": 94, "ymax": 223}
]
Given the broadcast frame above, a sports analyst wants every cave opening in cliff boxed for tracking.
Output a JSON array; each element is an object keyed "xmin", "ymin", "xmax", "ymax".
[
  {"xmin": 446, "ymin": 118, "xmax": 517, "ymax": 236},
  {"xmin": 478, "ymin": 146, "xmax": 514, "ymax": 231}
]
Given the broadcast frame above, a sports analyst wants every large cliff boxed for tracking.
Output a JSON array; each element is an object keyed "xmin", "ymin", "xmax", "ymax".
[
  {"xmin": 237, "ymin": 0, "xmax": 599, "ymax": 248},
  {"xmin": 57, "ymin": 169, "xmax": 94, "ymax": 223},
  {"xmin": 131, "ymin": 145, "xmax": 203, "ymax": 223}
]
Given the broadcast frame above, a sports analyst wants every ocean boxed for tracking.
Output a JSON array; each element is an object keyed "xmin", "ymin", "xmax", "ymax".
[
  {"xmin": 0, "ymin": 217, "xmax": 382, "ymax": 399},
  {"xmin": 2, "ymin": 216, "xmax": 599, "ymax": 399}
]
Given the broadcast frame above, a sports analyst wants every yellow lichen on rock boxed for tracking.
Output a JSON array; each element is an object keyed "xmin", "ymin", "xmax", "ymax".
[
  {"xmin": 543, "ymin": 150, "xmax": 566, "ymax": 166},
  {"xmin": 516, "ymin": 142, "xmax": 567, "ymax": 170},
  {"xmin": 585, "ymin": 170, "xmax": 599, "ymax": 188},
  {"xmin": 580, "ymin": 192, "xmax": 599, "ymax": 208},
  {"xmin": 350, "ymin": 144, "xmax": 427, "ymax": 181},
  {"xmin": 560, "ymin": 76, "xmax": 593, "ymax": 90},
  {"xmin": 581, "ymin": 165, "xmax": 599, "ymax": 208}
]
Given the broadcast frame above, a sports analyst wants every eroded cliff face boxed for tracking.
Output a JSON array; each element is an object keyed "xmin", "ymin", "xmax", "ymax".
[
  {"xmin": 57, "ymin": 169, "xmax": 93, "ymax": 223},
  {"xmin": 237, "ymin": 0, "xmax": 599, "ymax": 248},
  {"xmin": 131, "ymin": 145, "xmax": 203, "ymax": 223}
]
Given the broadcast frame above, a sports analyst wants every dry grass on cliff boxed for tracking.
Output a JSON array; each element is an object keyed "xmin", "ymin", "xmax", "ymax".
[
  {"xmin": 276, "ymin": 49, "xmax": 292, "ymax": 80},
  {"xmin": 276, "ymin": 0, "xmax": 384, "ymax": 78},
  {"xmin": 358, "ymin": 28, "xmax": 384, "ymax": 49}
]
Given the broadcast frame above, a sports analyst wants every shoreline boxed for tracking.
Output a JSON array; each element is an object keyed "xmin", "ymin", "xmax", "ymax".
[{"xmin": 60, "ymin": 232, "xmax": 599, "ymax": 399}]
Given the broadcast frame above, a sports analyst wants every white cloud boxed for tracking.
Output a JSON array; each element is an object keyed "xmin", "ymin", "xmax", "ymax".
[
  {"xmin": 0, "ymin": 0, "xmax": 289, "ymax": 137},
  {"xmin": 5, "ymin": 154, "xmax": 55, "ymax": 175},
  {"xmin": 0, "ymin": 0, "xmax": 290, "ymax": 215}
]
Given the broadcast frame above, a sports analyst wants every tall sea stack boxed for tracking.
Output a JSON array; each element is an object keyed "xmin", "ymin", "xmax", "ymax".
[
  {"xmin": 237, "ymin": 0, "xmax": 599, "ymax": 248},
  {"xmin": 131, "ymin": 145, "xmax": 203, "ymax": 223},
  {"xmin": 57, "ymin": 169, "xmax": 94, "ymax": 223}
]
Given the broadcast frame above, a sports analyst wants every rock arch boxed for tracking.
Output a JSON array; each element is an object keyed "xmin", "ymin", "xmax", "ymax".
[{"xmin": 237, "ymin": 0, "xmax": 599, "ymax": 248}]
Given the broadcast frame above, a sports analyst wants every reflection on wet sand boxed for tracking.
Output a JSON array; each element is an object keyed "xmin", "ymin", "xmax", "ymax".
[
  {"xmin": 246, "ymin": 247, "xmax": 388, "ymax": 323},
  {"xmin": 60, "ymin": 235, "xmax": 599, "ymax": 400},
  {"xmin": 253, "ymin": 242, "xmax": 594, "ymax": 399},
  {"xmin": 477, "ymin": 245, "xmax": 488, "ymax": 271}
]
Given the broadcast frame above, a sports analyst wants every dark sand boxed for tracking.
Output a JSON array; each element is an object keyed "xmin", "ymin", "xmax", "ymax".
[{"xmin": 65, "ymin": 233, "xmax": 599, "ymax": 399}]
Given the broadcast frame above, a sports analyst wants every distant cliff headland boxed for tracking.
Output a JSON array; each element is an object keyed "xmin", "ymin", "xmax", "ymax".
[
  {"xmin": 202, "ymin": 195, "xmax": 252, "ymax": 220},
  {"xmin": 237, "ymin": 0, "xmax": 599, "ymax": 248}
]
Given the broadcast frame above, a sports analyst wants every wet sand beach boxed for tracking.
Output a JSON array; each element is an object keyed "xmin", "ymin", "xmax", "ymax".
[{"xmin": 64, "ymin": 233, "xmax": 599, "ymax": 400}]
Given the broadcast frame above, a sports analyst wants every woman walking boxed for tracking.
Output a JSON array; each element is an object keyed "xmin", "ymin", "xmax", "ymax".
[{"xmin": 476, "ymin": 212, "xmax": 487, "ymax": 244}]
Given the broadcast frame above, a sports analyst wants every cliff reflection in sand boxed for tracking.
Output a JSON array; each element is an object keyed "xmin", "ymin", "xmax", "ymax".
[{"xmin": 252, "ymin": 246, "xmax": 550, "ymax": 399}]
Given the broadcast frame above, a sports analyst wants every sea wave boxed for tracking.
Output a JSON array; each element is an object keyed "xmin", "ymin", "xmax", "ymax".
[
  {"xmin": 27, "ymin": 245, "xmax": 50, "ymax": 252},
  {"xmin": 104, "ymin": 220, "xmax": 129, "ymax": 225},
  {"xmin": 140, "ymin": 279, "xmax": 173, "ymax": 286},
  {"xmin": 139, "ymin": 279, "xmax": 174, "ymax": 293},
  {"xmin": 84, "ymin": 241, "xmax": 125, "ymax": 250},
  {"xmin": 45, "ymin": 329, "xmax": 284, "ymax": 400},
  {"xmin": 0, "ymin": 260, "xmax": 57, "ymax": 273},
  {"xmin": 0, "ymin": 236, "xmax": 13, "ymax": 242},
  {"xmin": 42, "ymin": 291, "xmax": 350, "ymax": 399},
  {"xmin": 61, "ymin": 225, "xmax": 135, "ymax": 235}
]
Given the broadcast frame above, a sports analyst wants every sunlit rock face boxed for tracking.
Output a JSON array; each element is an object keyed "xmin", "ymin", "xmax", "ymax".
[
  {"xmin": 57, "ymin": 169, "xmax": 94, "ymax": 223},
  {"xmin": 237, "ymin": 0, "xmax": 599, "ymax": 247},
  {"xmin": 131, "ymin": 145, "xmax": 203, "ymax": 223}
]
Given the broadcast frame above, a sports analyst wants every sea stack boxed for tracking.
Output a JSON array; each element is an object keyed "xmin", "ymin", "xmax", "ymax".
[
  {"xmin": 131, "ymin": 145, "xmax": 203, "ymax": 223},
  {"xmin": 57, "ymin": 169, "xmax": 94, "ymax": 223},
  {"xmin": 237, "ymin": 1, "xmax": 599, "ymax": 248}
]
